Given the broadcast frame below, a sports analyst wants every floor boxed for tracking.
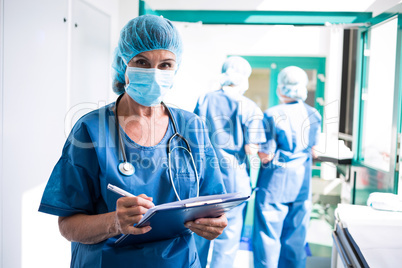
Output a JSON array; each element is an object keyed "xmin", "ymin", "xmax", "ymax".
[
  {"xmin": 232, "ymin": 251, "xmax": 331, "ymax": 268},
  {"xmin": 206, "ymin": 175, "xmax": 338, "ymax": 268},
  {"xmin": 208, "ymin": 215, "xmax": 334, "ymax": 268}
]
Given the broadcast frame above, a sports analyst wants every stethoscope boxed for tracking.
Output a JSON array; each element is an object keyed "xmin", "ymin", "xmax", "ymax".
[{"xmin": 114, "ymin": 93, "xmax": 200, "ymax": 200}]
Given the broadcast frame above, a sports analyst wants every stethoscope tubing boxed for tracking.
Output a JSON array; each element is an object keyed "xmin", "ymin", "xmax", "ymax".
[{"xmin": 114, "ymin": 93, "xmax": 199, "ymax": 200}]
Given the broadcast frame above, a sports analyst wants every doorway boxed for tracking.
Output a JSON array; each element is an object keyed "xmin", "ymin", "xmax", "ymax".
[{"xmin": 242, "ymin": 56, "xmax": 326, "ymax": 114}]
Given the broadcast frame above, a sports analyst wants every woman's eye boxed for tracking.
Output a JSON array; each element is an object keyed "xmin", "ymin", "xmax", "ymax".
[
  {"xmin": 136, "ymin": 60, "xmax": 148, "ymax": 67},
  {"xmin": 159, "ymin": 62, "xmax": 173, "ymax": 69}
]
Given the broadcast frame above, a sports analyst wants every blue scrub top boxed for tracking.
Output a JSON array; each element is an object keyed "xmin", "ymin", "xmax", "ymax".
[
  {"xmin": 39, "ymin": 103, "xmax": 226, "ymax": 268},
  {"xmin": 257, "ymin": 101, "xmax": 321, "ymax": 203},
  {"xmin": 194, "ymin": 89, "xmax": 266, "ymax": 193}
]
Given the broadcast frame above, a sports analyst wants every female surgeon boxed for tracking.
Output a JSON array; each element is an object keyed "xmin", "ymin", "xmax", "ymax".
[
  {"xmin": 253, "ymin": 66, "xmax": 321, "ymax": 268},
  {"xmin": 38, "ymin": 15, "xmax": 227, "ymax": 268}
]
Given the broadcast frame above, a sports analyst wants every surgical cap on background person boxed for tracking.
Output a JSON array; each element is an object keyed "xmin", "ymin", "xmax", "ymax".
[
  {"xmin": 277, "ymin": 66, "xmax": 309, "ymax": 101},
  {"xmin": 112, "ymin": 15, "xmax": 183, "ymax": 94},
  {"xmin": 220, "ymin": 56, "xmax": 252, "ymax": 87}
]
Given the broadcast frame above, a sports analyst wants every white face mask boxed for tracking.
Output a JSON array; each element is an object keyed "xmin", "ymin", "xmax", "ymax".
[
  {"xmin": 236, "ymin": 80, "xmax": 249, "ymax": 95},
  {"xmin": 125, "ymin": 67, "xmax": 175, "ymax": 107}
]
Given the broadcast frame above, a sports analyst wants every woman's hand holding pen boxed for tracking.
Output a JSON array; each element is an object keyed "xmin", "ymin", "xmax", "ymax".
[
  {"xmin": 115, "ymin": 194, "xmax": 155, "ymax": 235},
  {"xmin": 184, "ymin": 214, "xmax": 228, "ymax": 240}
]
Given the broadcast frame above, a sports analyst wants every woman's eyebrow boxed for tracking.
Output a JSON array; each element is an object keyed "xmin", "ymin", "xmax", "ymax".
[
  {"xmin": 131, "ymin": 55, "xmax": 149, "ymax": 62},
  {"xmin": 130, "ymin": 55, "xmax": 176, "ymax": 63},
  {"xmin": 162, "ymin": 58, "xmax": 176, "ymax": 62}
]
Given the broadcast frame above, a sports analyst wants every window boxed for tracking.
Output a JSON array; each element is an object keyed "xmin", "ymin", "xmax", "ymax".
[{"xmin": 359, "ymin": 17, "xmax": 398, "ymax": 171}]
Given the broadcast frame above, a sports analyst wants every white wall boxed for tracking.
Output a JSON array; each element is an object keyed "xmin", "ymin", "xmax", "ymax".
[
  {"xmin": 3, "ymin": 2, "xmax": 69, "ymax": 267},
  {"xmin": 1, "ymin": 0, "xmax": 125, "ymax": 267},
  {"xmin": 321, "ymin": 26, "xmax": 344, "ymax": 179},
  {"xmin": 0, "ymin": 0, "xmax": 4, "ymax": 264},
  {"xmin": 368, "ymin": 0, "xmax": 402, "ymax": 16},
  {"xmin": 165, "ymin": 23, "xmax": 334, "ymax": 111},
  {"xmin": 118, "ymin": 0, "xmax": 140, "ymax": 33}
]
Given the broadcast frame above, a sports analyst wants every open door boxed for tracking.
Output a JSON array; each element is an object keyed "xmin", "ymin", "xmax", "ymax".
[{"xmin": 352, "ymin": 14, "xmax": 402, "ymax": 204}]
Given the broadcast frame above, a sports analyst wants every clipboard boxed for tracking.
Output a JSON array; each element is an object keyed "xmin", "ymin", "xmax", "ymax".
[{"xmin": 114, "ymin": 193, "xmax": 249, "ymax": 246}]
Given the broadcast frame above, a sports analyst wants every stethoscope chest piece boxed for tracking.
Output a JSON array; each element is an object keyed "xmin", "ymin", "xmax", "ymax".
[{"xmin": 118, "ymin": 161, "xmax": 135, "ymax": 176}]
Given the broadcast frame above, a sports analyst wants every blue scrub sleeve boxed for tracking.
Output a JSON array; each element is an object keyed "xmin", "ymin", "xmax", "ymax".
[
  {"xmin": 312, "ymin": 111, "xmax": 322, "ymax": 146},
  {"xmin": 39, "ymin": 123, "xmax": 102, "ymax": 217},
  {"xmin": 193, "ymin": 102, "xmax": 231, "ymax": 194},
  {"xmin": 193, "ymin": 100, "xmax": 201, "ymax": 115},
  {"xmin": 199, "ymin": 146, "xmax": 226, "ymax": 193},
  {"xmin": 258, "ymin": 113, "xmax": 277, "ymax": 155},
  {"xmin": 194, "ymin": 116, "xmax": 227, "ymax": 196},
  {"xmin": 193, "ymin": 95, "xmax": 207, "ymax": 117},
  {"xmin": 243, "ymin": 105, "xmax": 266, "ymax": 145}
]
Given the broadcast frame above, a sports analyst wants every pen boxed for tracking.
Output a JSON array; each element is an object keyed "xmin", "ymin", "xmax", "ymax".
[{"xmin": 107, "ymin": 183, "xmax": 135, "ymax": 197}]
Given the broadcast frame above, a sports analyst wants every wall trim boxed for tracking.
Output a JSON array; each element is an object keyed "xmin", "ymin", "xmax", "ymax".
[{"xmin": 139, "ymin": 0, "xmax": 372, "ymax": 26}]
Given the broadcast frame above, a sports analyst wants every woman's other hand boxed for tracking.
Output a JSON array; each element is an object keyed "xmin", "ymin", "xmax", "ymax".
[
  {"xmin": 258, "ymin": 151, "xmax": 274, "ymax": 164},
  {"xmin": 184, "ymin": 214, "xmax": 228, "ymax": 240},
  {"xmin": 115, "ymin": 194, "xmax": 154, "ymax": 235}
]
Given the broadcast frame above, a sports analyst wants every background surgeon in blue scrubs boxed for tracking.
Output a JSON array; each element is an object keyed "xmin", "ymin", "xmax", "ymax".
[
  {"xmin": 38, "ymin": 15, "xmax": 227, "ymax": 268},
  {"xmin": 194, "ymin": 56, "xmax": 266, "ymax": 267},
  {"xmin": 253, "ymin": 66, "xmax": 321, "ymax": 268}
]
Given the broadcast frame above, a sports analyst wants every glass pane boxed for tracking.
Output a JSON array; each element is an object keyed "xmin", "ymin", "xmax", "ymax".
[
  {"xmin": 246, "ymin": 67, "xmax": 317, "ymax": 110},
  {"xmin": 305, "ymin": 69, "xmax": 317, "ymax": 108},
  {"xmin": 360, "ymin": 17, "xmax": 398, "ymax": 171},
  {"xmin": 245, "ymin": 68, "xmax": 270, "ymax": 111}
]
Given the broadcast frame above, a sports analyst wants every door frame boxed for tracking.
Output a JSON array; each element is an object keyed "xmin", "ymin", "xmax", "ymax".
[
  {"xmin": 241, "ymin": 56, "xmax": 326, "ymax": 116},
  {"xmin": 241, "ymin": 56, "xmax": 326, "ymax": 178}
]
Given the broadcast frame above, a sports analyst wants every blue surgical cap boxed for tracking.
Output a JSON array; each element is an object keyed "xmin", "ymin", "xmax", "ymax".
[
  {"xmin": 220, "ymin": 56, "xmax": 252, "ymax": 87},
  {"xmin": 112, "ymin": 15, "xmax": 183, "ymax": 94},
  {"xmin": 277, "ymin": 66, "xmax": 308, "ymax": 101}
]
